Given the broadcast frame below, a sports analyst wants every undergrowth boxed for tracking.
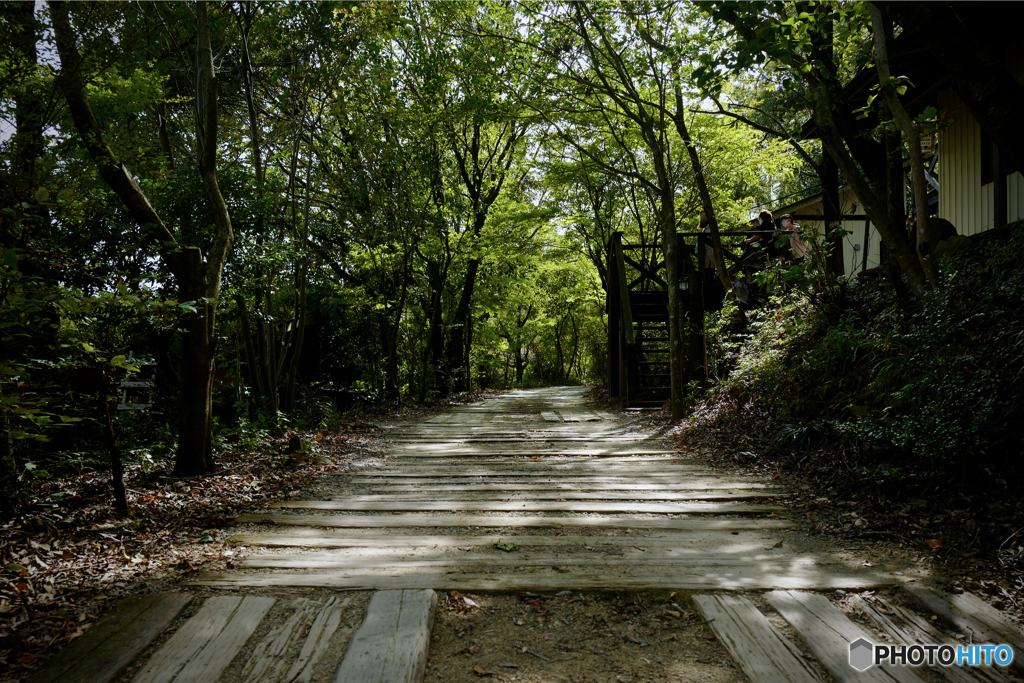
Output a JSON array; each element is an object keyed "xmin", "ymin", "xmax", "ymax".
[{"xmin": 685, "ymin": 223, "xmax": 1024, "ymax": 492}]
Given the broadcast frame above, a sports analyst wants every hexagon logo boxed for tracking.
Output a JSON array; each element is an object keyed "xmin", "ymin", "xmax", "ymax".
[{"xmin": 849, "ymin": 638, "xmax": 874, "ymax": 671}]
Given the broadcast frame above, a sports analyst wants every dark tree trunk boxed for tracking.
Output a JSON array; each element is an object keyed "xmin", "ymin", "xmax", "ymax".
[
  {"xmin": 446, "ymin": 255, "xmax": 481, "ymax": 393},
  {"xmin": 820, "ymin": 152, "xmax": 844, "ymax": 276},
  {"xmin": 99, "ymin": 382, "xmax": 129, "ymax": 517},
  {"xmin": 426, "ymin": 269, "xmax": 446, "ymax": 395},
  {"xmin": 169, "ymin": 248, "xmax": 215, "ymax": 475}
]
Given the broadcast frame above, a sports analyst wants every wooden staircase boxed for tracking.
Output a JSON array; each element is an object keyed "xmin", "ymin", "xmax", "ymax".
[
  {"xmin": 629, "ymin": 298, "xmax": 671, "ymax": 408},
  {"xmin": 607, "ymin": 233, "xmax": 674, "ymax": 409}
]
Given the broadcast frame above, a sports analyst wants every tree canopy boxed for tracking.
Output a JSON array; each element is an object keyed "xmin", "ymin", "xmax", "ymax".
[{"xmin": 2, "ymin": 0, "xmax": 1019, "ymax": 507}]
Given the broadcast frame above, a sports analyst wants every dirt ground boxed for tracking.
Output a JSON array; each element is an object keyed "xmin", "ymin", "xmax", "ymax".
[{"xmin": 423, "ymin": 589, "xmax": 749, "ymax": 683}]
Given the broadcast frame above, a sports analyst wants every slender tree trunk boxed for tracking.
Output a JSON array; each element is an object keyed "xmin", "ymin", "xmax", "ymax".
[
  {"xmin": 447, "ymin": 254, "xmax": 481, "ymax": 392},
  {"xmin": 426, "ymin": 266, "xmax": 447, "ymax": 394},
  {"xmin": 98, "ymin": 380, "xmax": 129, "ymax": 517},
  {"xmin": 870, "ymin": 3, "xmax": 941, "ymax": 290},
  {"xmin": 820, "ymin": 152, "xmax": 844, "ymax": 276},
  {"xmin": 235, "ymin": 294, "xmax": 264, "ymax": 401},
  {"xmin": 805, "ymin": 77, "xmax": 930, "ymax": 296},
  {"xmin": 672, "ymin": 94, "xmax": 732, "ymax": 298},
  {"xmin": 0, "ymin": 1, "xmax": 43, "ymax": 509},
  {"xmin": 0, "ymin": 382, "xmax": 17, "ymax": 517},
  {"xmin": 878, "ymin": 100, "xmax": 913, "ymax": 304}
]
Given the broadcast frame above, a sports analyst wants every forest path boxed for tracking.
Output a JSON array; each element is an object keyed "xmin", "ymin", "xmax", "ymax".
[
  {"xmin": 52, "ymin": 389, "xmax": 1016, "ymax": 683},
  {"xmin": 195, "ymin": 386, "xmax": 888, "ymax": 592}
]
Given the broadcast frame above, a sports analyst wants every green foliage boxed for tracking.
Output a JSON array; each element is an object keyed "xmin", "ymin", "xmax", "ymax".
[{"xmin": 711, "ymin": 226, "xmax": 1024, "ymax": 486}]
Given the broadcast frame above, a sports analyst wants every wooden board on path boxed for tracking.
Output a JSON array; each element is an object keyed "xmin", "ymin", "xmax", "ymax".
[
  {"xmin": 366, "ymin": 481, "xmax": 768, "ymax": 491},
  {"xmin": 389, "ymin": 450, "xmax": 677, "ymax": 458},
  {"xmin": 241, "ymin": 596, "xmax": 352, "ymax": 683},
  {"xmin": 227, "ymin": 530, "xmax": 777, "ymax": 549},
  {"xmin": 767, "ymin": 590, "xmax": 926, "ymax": 683},
  {"xmin": 130, "ymin": 596, "xmax": 275, "ymax": 683},
  {"xmin": 692, "ymin": 594, "xmax": 822, "ymax": 683},
  {"xmin": 849, "ymin": 595, "xmax": 1006, "ymax": 683},
  {"xmin": 355, "ymin": 463, "xmax": 703, "ymax": 473},
  {"xmin": 903, "ymin": 585, "xmax": 1024, "ymax": 674},
  {"xmin": 270, "ymin": 499, "xmax": 783, "ymax": 515},
  {"xmin": 334, "ymin": 589, "xmax": 436, "ymax": 683},
  {"xmin": 386, "ymin": 456, "xmax": 683, "ymax": 465},
  {"xmin": 190, "ymin": 569, "xmax": 893, "ymax": 592},
  {"xmin": 236, "ymin": 512, "xmax": 796, "ymax": 531},
  {"xmin": 340, "ymin": 470, "xmax": 704, "ymax": 479},
  {"xmin": 324, "ymin": 490, "xmax": 774, "ymax": 502},
  {"xmin": 28, "ymin": 593, "xmax": 192, "ymax": 683},
  {"xmin": 240, "ymin": 552, "xmax": 820, "ymax": 570}
]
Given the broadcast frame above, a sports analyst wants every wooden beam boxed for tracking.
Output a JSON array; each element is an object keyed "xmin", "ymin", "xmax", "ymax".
[
  {"xmin": 614, "ymin": 240, "xmax": 636, "ymax": 345},
  {"xmin": 28, "ymin": 594, "xmax": 192, "ymax": 683},
  {"xmin": 240, "ymin": 553, "xmax": 819, "ymax": 570},
  {"xmin": 130, "ymin": 596, "xmax": 275, "ymax": 683},
  {"xmin": 227, "ymin": 530, "xmax": 778, "ymax": 549},
  {"xmin": 767, "ymin": 591, "xmax": 926, "ymax": 683},
  {"xmin": 333, "ymin": 590, "xmax": 436, "ymax": 683},
  {"xmin": 903, "ymin": 585, "xmax": 1024, "ymax": 675},
  {"xmin": 189, "ymin": 569, "xmax": 894, "ymax": 592},
  {"xmin": 692, "ymin": 595, "xmax": 822, "ymax": 683},
  {"xmin": 270, "ymin": 500, "xmax": 784, "ymax": 515},
  {"xmin": 235, "ymin": 512, "xmax": 797, "ymax": 531}
]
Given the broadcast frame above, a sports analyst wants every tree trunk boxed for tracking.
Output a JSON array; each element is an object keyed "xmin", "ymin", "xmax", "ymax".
[
  {"xmin": 10, "ymin": 1, "xmax": 44, "ymax": 199},
  {"xmin": 805, "ymin": 76, "xmax": 931, "ymax": 296},
  {"xmin": 820, "ymin": 152, "xmax": 844, "ymax": 276},
  {"xmin": 878, "ymin": 100, "xmax": 913, "ymax": 304},
  {"xmin": 446, "ymin": 255, "xmax": 480, "ymax": 393},
  {"xmin": 870, "ymin": 3, "xmax": 941, "ymax": 290},
  {"xmin": 672, "ymin": 95, "xmax": 732, "ymax": 298},
  {"xmin": 0, "ymin": 383, "xmax": 17, "ymax": 517},
  {"xmin": 98, "ymin": 379, "xmax": 129, "ymax": 517},
  {"xmin": 169, "ymin": 248, "xmax": 215, "ymax": 475},
  {"xmin": 52, "ymin": 1, "xmax": 225, "ymax": 475},
  {"xmin": 235, "ymin": 294, "xmax": 264, "ymax": 402},
  {"xmin": 426, "ymin": 265, "xmax": 447, "ymax": 395}
]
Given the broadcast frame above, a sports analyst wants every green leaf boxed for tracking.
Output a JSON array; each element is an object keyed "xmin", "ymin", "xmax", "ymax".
[
  {"xmin": 81, "ymin": 342, "xmax": 95, "ymax": 353},
  {"xmin": 34, "ymin": 187, "xmax": 50, "ymax": 203},
  {"xmin": 494, "ymin": 541, "xmax": 517, "ymax": 552},
  {"xmin": 200, "ymin": 535, "xmax": 214, "ymax": 543},
  {"xmin": 896, "ymin": 85, "xmax": 907, "ymax": 96},
  {"xmin": 57, "ymin": 188, "xmax": 75, "ymax": 202},
  {"xmin": 2, "ymin": 249, "xmax": 17, "ymax": 270},
  {"xmin": 111, "ymin": 355, "xmax": 126, "ymax": 367},
  {"xmin": 6, "ymin": 564, "xmax": 25, "ymax": 572}
]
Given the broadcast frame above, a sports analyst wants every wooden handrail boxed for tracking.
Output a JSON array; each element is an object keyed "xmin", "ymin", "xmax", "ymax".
[{"xmin": 614, "ymin": 241, "xmax": 636, "ymax": 345}]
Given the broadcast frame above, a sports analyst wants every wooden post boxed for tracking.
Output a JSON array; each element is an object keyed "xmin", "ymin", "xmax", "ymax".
[
  {"xmin": 861, "ymin": 219, "xmax": 871, "ymax": 272},
  {"xmin": 614, "ymin": 241, "xmax": 635, "ymax": 345},
  {"xmin": 994, "ymin": 142, "xmax": 1008, "ymax": 228},
  {"xmin": 608, "ymin": 234, "xmax": 621, "ymax": 397}
]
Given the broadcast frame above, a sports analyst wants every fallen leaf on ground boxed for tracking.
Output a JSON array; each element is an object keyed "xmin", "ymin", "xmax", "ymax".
[{"xmin": 472, "ymin": 664, "xmax": 494, "ymax": 676}]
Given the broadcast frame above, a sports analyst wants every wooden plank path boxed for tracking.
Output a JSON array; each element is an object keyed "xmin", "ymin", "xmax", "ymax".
[
  {"xmin": 192, "ymin": 386, "xmax": 1020, "ymax": 682},
  {"xmin": 203, "ymin": 386, "xmax": 885, "ymax": 591}
]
